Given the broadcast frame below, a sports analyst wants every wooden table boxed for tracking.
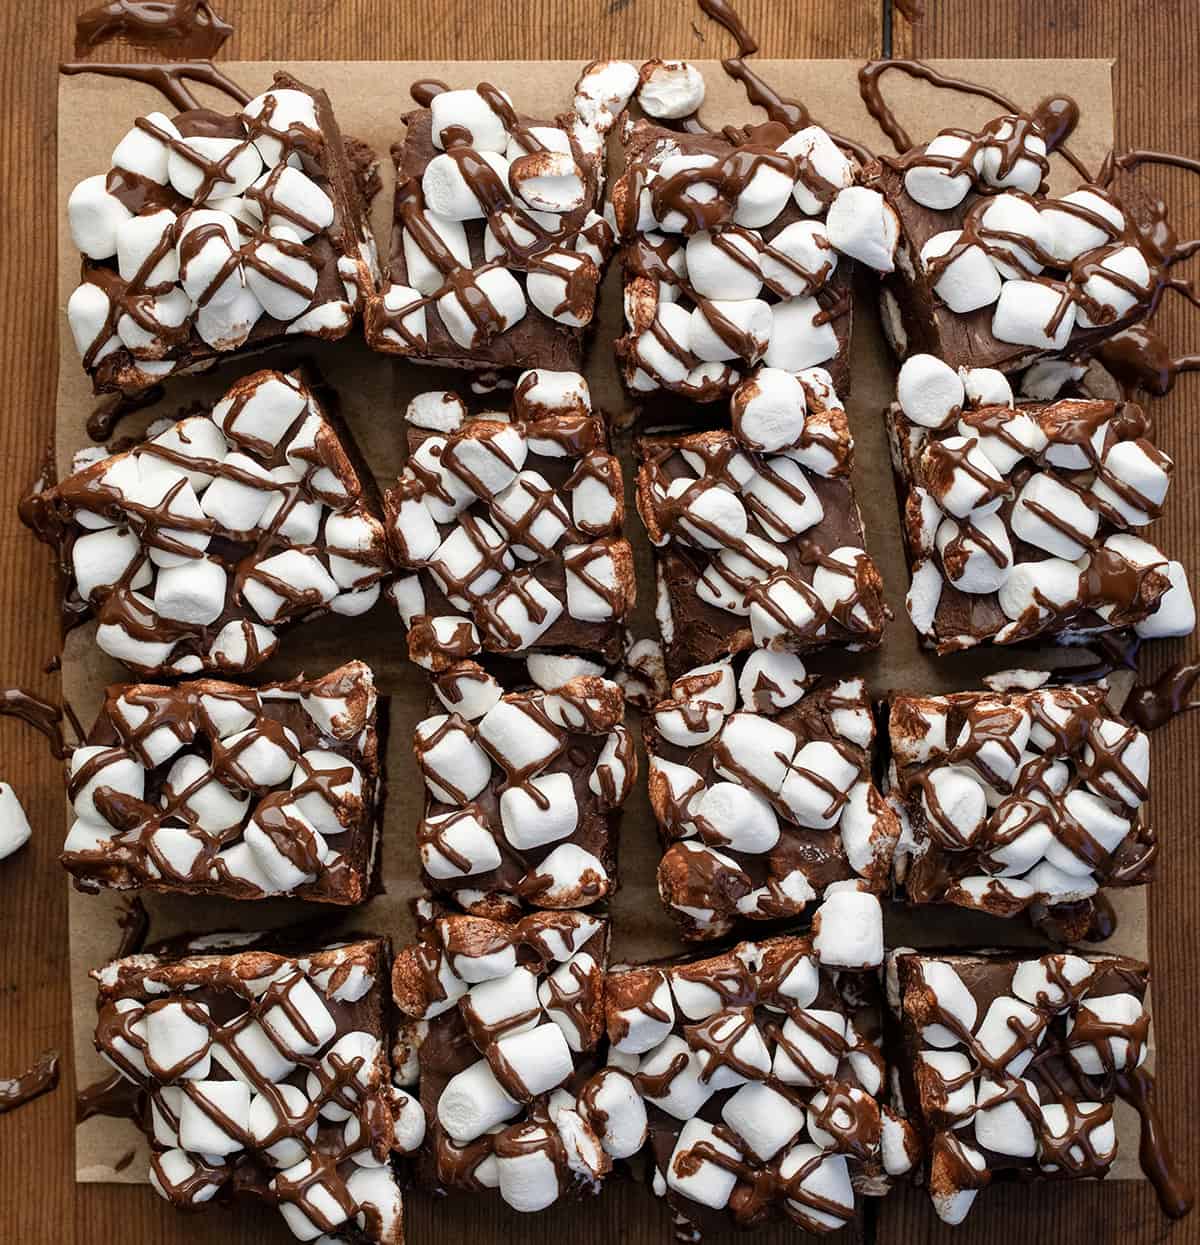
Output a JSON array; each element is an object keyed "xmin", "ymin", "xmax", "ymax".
[{"xmin": 1, "ymin": 1, "xmax": 1197, "ymax": 1241}]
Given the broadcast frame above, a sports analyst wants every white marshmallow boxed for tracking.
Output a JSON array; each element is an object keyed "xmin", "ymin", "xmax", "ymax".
[
  {"xmin": 111, "ymin": 112, "xmax": 179, "ymax": 184},
  {"xmin": 722, "ymin": 1081, "xmax": 805, "ymax": 1161},
  {"xmin": 528, "ymin": 250, "xmax": 595, "ymax": 326},
  {"xmin": 430, "ymin": 89, "xmax": 510, "ymax": 153},
  {"xmin": 168, "ymin": 136, "xmax": 262, "ymax": 201},
  {"xmin": 897, "ymin": 354, "xmax": 964, "ymax": 429},
  {"xmin": 249, "ymin": 1083, "xmax": 317, "ymax": 1168},
  {"xmin": 779, "ymin": 739, "xmax": 858, "ymax": 829},
  {"xmin": 1077, "ymin": 244, "xmax": 1153, "ymax": 328},
  {"xmin": 826, "ymin": 186, "xmax": 898, "ymax": 272},
  {"xmin": 975, "ymin": 1075, "xmax": 1038, "ymax": 1157},
  {"xmin": 980, "ymin": 120, "xmax": 1046, "ymax": 193},
  {"xmin": 1068, "ymin": 993, "xmax": 1147, "ymax": 1074},
  {"xmin": 689, "ymin": 298, "xmax": 770, "ymax": 363},
  {"xmin": 500, "ymin": 772, "xmax": 578, "ymax": 850},
  {"xmin": 581, "ymin": 1069, "xmax": 647, "ymax": 1159},
  {"xmin": 438, "ymin": 1059, "xmax": 521, "ymax": 1143},
  {"xmin": 438, "ymin": 266, "xmax": 526, "ymax": 346},
  {"xmin": 245, "ymin": 227, "xmax": 318, "ymax": 320},
  {"xmin": 415, "ymin": 714, "xmax": 492, "ymax": 804},
  {"xmin": 921, "ymin": 230, "xmax": 1002, "ymax": 314},
  {"xmin": 975, "ymin": 995, "xmax": 1042, "ymax": 1073},
  {"xmin": 1011, "ymin": 473, "xmax": 1098, "ymax": 559},
  {"xmin": 924, "ymin": 434, "xmax": 1007, "ymax": 519},
  {"xmin": 779, "ymin": 1146, "xmax": 854, "ymax": 1231},
  {"xmin": 812, "ymin": 888, "xmax": 883, "ymax": 968},
  {"xmin": 686, "ymin": 229, "xmax": 762, "ymax": 299},
  {"xmin": 0, "ymin": 784, "xmax": 31, "ymax": 860},
  {"xmin": 730, "ymin": 367, "xmax": 806, "ymax": 452},
  {"xmin": 777, "ymin": 126, "xmax": 855, "ymax": 215},
  {"xmin": 402, "ymin": 212, "xmax": 470, "ymax": 294},
  {"xmin": 666, "ymin": 1118, "xmax": 739, "ymax": 1209},
  {"xmin": 992, "ymin": 279, "xmax": 1077, "ymax": 351},
  {"xmin": 1042, "ymin": 189, "xmax": 1125, "ymax": 264},
  {"xmin": 936, "ymin": 512, "xmax": 1013, "ymax": 594},
  {"xmin": 919, "ymin": 1050, "xmax": 976, "ymax": 1118},
  {"xmin": 177, "ymin": 1079, "xmax": 250, "ymax": 1156},
  {"xmin": 1091, "ymin": 439, "xmax": 1171, "ymax": 526},
  {"xmin": 69, "ymin": 175, "xmax": 133, "ymax": 260},
  {"xmin": 978, "ymin": 193, "xmax": 1048, "ymax": 277},
  {"xmin": 736, "ymin": 649, "xmax": 807, "ymax": 712},
  {"xmin": 638, "ymin": 60, "xmax": 705, "ymax": 120},
  {"xmin": 573, "ymin": 60, "xmax": 640, "ymax": 133},
  {"xmin": 422, "ymin": 149, "xmax": 510, "ymax": 221},
  {"xmin": 904, "ymin": 133, "xmax": 978, "ymax": 210},
  {"xmin": 997, "ymin": 557, "xmax": 1081, "ymax": 623}
]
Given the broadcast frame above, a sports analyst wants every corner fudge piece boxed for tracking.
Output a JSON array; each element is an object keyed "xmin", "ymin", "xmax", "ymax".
[
  {"xmin": 365, "ymin": 69, "xmax": 629, "ymax": 372},
  {"xmin": 887, "ymin": 677, "xmax": 1156, "ymax": 938},
  {"xmin": 66, "ymin": 73, "xmax": 379, "ymax": 396},
  {"xmin": 63, "ymin": 662, "xmax": 381, "ymax": 904},
  {"xmin": 611, "ymin": 112, "xmax": 858, "ymax": 402},
  {"xmin": 646, "ymin": 653, "xmax": 897, "ymax": 948},
  {"xmin": 413, "ymin": 656, "xmax": 634, "ymax": 916},
  {"xmin": 385, "ymin": 371, "xmax": 634, "ymax": 670},
  {"xmin": 887, "ymin": 357, "xmax": 1194, "ymax": 651},
  {"xmin": 888, "ymin": 949, "xmax": 1193, "ymax": 1224},
  {"xmin": 605, "ymin": 934, "xmax": 918, "ymax": 1240},
  {"xmin": 637, "ymin": 366, "xmax": 888, "ymax": 676},
  {"xmin": 92, "ymin": 936, "xmax": 406, "ymax": 1243},
  {"xmin": 28, "ymin": 369, "xmax": 389, "ymax": 675},
  {"xmin": 392, "ymin": 908, "xmax": 621, "ymax": 1212}
]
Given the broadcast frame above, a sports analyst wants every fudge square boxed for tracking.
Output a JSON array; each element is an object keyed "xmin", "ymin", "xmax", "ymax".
[
  {"xmin": 365, "ymin": 72, "xmax": 622, "ymax": 373},
  {"xmin": 888, "ymin": 357, "xmax": 1195, "ymax": 651},
  {"xmin": 636, "ymin": 365, "xmax": 888, "ymax": 677},
  {"xmin": 646, "ymin": 653, "xmax": 897, "ymax": 948},
  {"xmin": 28, "ymin": 369, "xmax": 390, "ymax": 676},
  {"xmin": 392, "ymin": 908, "xmax": 620, "ymax": 1212},
  {"xmin": 91, "ymin": 935, "xmax": 406, "ymax": 1243},
  {"xmin": 66, "ymin": 72, "xmax": 379, "ymax": 396},
  {"xmin": 385, "ymin": 370, "xmax": 634, "ymax": 671},
  {"xmin": 62, "ymin": 661, "xmax": 381, "ymax": 905},
  {"xmin": 888, "ymin": 949, "xmax": 1191, "ymax": 1225},
  {"xmin": 413, "ymin": 656, "xmax": 635, "ymax": 916},
  {"xmin": 886, "ymin": 678, "xmax": 1156, "ymax": 939},
  {"xmin": 604, "ymin": 934, "xmax": 918, "ymax": 1240},
  {"xmin": 611, "ymin": 113, "xmax": 859, "ymax": 402}
]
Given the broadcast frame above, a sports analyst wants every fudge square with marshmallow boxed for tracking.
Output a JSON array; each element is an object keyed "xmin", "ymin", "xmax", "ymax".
[
  {"xmin": 886, "ymin": 678, "xmax": 1155, "ymax": 938},
  {"xmin": 887, "ymin": 356, "xmax": 1195, "ymax": 652},
  {"xmin": 385, "ymin": 372, "xmax": 634, "ymax": 670},
  {"xmin": 413, "ymin": 655, "xmax": 635, "ymax": 916},
  {"xmin": 846, "ymin": 111, "xmax": 1171, "ymax": 373},
  {"xmin": 392, "ymin": 908, "xmax": 622, "ymax": 1212},
  {"xmin": 66, "ymin": 72, "xmax": 379, "ymax": 397},
  {"xmin": 612, "ymin": 116, "xmax": 857, "ymax": 402},
  {"xmin": 63, "ymin": 662, "xmax": 382, "ymax": 905},
  {"xmin": 636, "ymin": 366, "xmax": 888, "ymax": 678},
  {"xmin": 28, "ymin": 369, "xmax": 390, "ymax": 676},
  {"xmin": 888, "ymin": 949, "xmax": 1185, "ymax": 1226},
  {"xmin": 646, "ymin": 654, "xmax": 897, "ymax": 948},
  {"xmin": 365, "ymin": 74, "xmax": 620, "ymax": 372},
  {"xmin": 92, "ymin": 935, "xmax": 406, "ymax": 1243},
  {"xmin": 605, "ymin": 934, "xmax": 918, "ymax": 1240}
]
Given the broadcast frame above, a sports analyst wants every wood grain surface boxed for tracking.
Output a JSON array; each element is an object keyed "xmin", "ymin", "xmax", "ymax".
[{"xmin": 0, "ymin": 1, "xmax": 1196, "ymax": 1243}]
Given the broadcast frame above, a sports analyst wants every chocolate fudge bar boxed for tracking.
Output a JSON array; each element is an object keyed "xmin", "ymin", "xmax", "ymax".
[
  {"xmin": 888, "ymin": 949, "xmax": 1192, "ymax": 1224},
  {"xmin": 66, "ymin": 72, "xmax": 379, "ymax": 396},
  {"xmin": 887, "ymin": 357, "xmax": 1195, "ymax": 651},
  {"xmin": 611, "ymin": 109, "xmax": 858, "ymax": 402},
  {"xmin": 63, "ymin": 662, "xmax": 381, "ymax": 904},
  {"xmin": 605, "ymin": 934, "xmax": 918, "ymax": 1240},
  {"xmin": 646, "ymin": 654, "xmax": 897, "ymax": 948},
  {"xmin": 887, "ymin": 678, "xmax": 1156, "ymax": 937},
  {"xmin": 392, "ymin": 909, "xmax": 620, "ymax": 1212},
  {"xmin": 636, "ymin": 366, "xmax": 888, "ymax": 676},
  {"xmin": 28, "ymin": 369, "xmax": 390, "ymax": 675},
  {"xmin": 385, "ymin": 371, "xmax": 634, "ymax": 670},
  {"xmin": 365, "ymin": 69, "xmax": 627, "ymax": 372},
  {"xmin": 413, "ymin": 657, "xmax": 634, "ymax": 916},
  {"xmin": 92, "ymin": 936, "xmax": 406, "ymax": 1242},
  {"xmin": 842, "ymin": 111, "xmax": 1170, "ymax": 372}
]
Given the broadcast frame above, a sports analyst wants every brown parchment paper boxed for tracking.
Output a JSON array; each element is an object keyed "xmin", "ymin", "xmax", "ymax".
[{"xmin": 57, "ymin": 58, "xmax": 1154, "ymax": 1188}]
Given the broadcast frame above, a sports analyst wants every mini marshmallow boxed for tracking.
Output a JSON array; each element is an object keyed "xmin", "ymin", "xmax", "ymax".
[
  {"xmin": 826, "ymin": 186, "xmax": 898, "ymax": 273},
  {"xmin": 997, "ymin": 557, "xmax": 1081, "ymax": 623},
  {"xmin": 241, "ymin": 550, "xmax": 338, "ymax": 623},
  {"xmin": 686, "ymin": 229, "xmax": 762, "ymax": 300},
  {"xmin": 402, "ymin": 212, "xmax": 471, "ymax": 295},
  {"xmin": 573, "ymin": 60, "xmax": 640, "ymax": 133},
  {"xmin": 980, "ymin": 120, "xmax": 1046, "ymax": 193},
  {"xmin": 438, "ymin": 1059, "xmax": 521, "ymax": 1143},
  {"xmin": 422, "ymin": 150, "xmax": 511, "ymax": 221},
  {"xmin": 733, "ymin": 163, "xmax": 794, "ymax": 230},
  {"xmin": 923, "ymin": 435, "xmax": 1007, "ymax": 519},
  {"xmin": 495, "ymin": 1124, "xmax": 562, "ymax": 1212},
  {"xmin": 904, "ymin": 133, "xmax": 979, "ymax": 210},
  {"xmin": 1011, "ymin": 473, "xmax": 1098, "ymax": 559},
  {"xmin": 0, "ymin": 784, "xmax": 32, "ymax": 861},
  {"xmin": 1090, "ymin": 439, "xmax": 1171, "ymax": 526},
  {"xmin": 245, "ymin": 227, "xmax": 318, "ymax": 320},
  {"xmin": 249, "ymin": 1083, "xmax": 317, "ymax": 1168},
  {"xmin": 1068, "ymin": 992, "xmax": 1148, "ymax": 1074},
  {"xmin": 897, "ymin": 354, "xmax": 964, "ymax": 429},
  {"xmin": 921, "ymin": 766, "xmax": 986, "ymax": 847},
  {"xmin": 430, "ymin": 88, "xmax": 510, "ymax": 152},
  {"xmin": 730, "ymin": 367, "xmax": 806, "ymax": 453},
  {"xmin": 958, "ymin": 408, "xmax": 1045, "ymax": 475},
  {"xmin": 153, "ymin": 558, "xmax": 228, "ymax": 626},
  {"xmin": 974, "ymin": 1075, "xmax": 1038, "ymax": 1157},
  {"xmin": 1076, "ymin": 244, "xmax": 1153, "ymax": 328},
  {"xmin": 525, "ymin": 842, "xmax": 608, "ymax": 905},
  {"xmin": 711, "ymin": 713, "xmax": 796, "ymax": 795},
  {"xmin": 177, "ymin": 1079, "xmax": 251, "ymax": 1156},
  {"xmin": 975, "ymin": 995, "xmax": 1042, "ymax": 1074},
  {"xmin": 638, "ymin": 60, "xmax": 705, "ymax": 120},
  {"xmin": 116, "ymin": 208, "xmax": 179, "ymax": 288},
  {"xmin": 919, "ymin": 1049, "xmax": 976, "ymax": 1118},
  {"xmin": 438, "ymin": 266, "xmax": 527, "ymax": 347},
  {"xmin": 491, "ymin": 1022, "xmax": 575, "ymax": 1100},
  {"xmin": 666, "ymin": 1118, "xmax": 740, "ymax": 1210},
  {"xmin": 611, "ymin": 974, "xmax": 675, "ymax": 1054},
  {"xmin": 1042, "ymin": 189, "xmax": 1125, "ymax": 264},
  {"xmin": 812, "ymin": 888, "xmax": 883, "ymax": 968},
  {"xmin": 1012, "ymin": 955, "xmax": 1094, "ymax": 1008},
  {"xmin": 377, "ymin": 282, "xmax": 427, "ymax": 349},
  {"xmin": 780, "ymin": 1145, "xmax": 854, "ymax": 1231},
  {"xmin": 500, "ymin": 772, "xmax": 578, "ymax": 850},
  {"xmin": 69, "ymin": 174, "xmax": 134, "ymax": 261},
  {"xmin": 693, "ymin": 783, "xmax": 780, "ymax": 854},
  {"xmin": 689, "ymin": 298, "xmax": 771, "ymax": 364},
  {"xmin": 638, "ymin": 1034, "xmax": 714, "ymax": 1119},
  {"xmin": 978, "ymin": 193, "xmax": 1049, "ymax": 277},
  {"xmin": 168, "ymin": 135, "xmax": 263, "ymax": 202},
  {"xmin": 421, "ymin": 809, "xmax": 501, "ymax": 880},
  {"xmin": 67, "ymin": 282, "xmax": 119, "ymax": 364},
  {"xmin": 921, "ymin": 230, "xmax": 1002, "ymax": 314},
  {"xmin": 581, "ymin": 1069, "xmax": 647, "ymax": 1159},
  {"xmin": 511, "ymin": 150, "xmax": 586, "ymax": 214},
  {"xmin": 111, "ymin": 111, "xmax": 179, "ymax": 184},
  {"xmin": 721, "ymin": 1081, "xmax": 805, "ymax": 1162},
  {"xmin": 736, "ymin": 649, "xmax": 807, "ymax": 712},
  {"xmin": 936, "ymin": 512, "xmax": 1013, "ymax": 594},
  {"xmin": 779, "ymin": 739, "xmax": 858, "ymax": 829},
  {"xmin": 416, "ymin": 714, "xmax": 493, "ymax": 804},
  {"xmin": 992, "ymin": 279, "xmax": 1077, "ymax": 351},
  {"xmin": 528, "ymin": 250, "xmax": 596, "ymax": 327}
]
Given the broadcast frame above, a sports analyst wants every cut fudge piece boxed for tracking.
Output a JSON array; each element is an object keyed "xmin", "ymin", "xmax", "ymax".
[
  {"xmin": 636, "ymin": 366, "xmax": 888, "ymax": 676},
  {"xmin": 365, "ymin": 70, "xmax": 627, "ymax": 372},
  {"xmin": 605, "ymin": 934, "xmax": 917, "ymax": 1240},
  {"xmin": 843, "ymin": 112, "xmax": 1169, "ymax": 372},
  {"xmin": 62, "ymin": 662, "xmax": 381, "ymax": 904},
  {"xmin": 392, "ymin": 908, "xmax": 620, "ymax": 1211},
  {"xmin": 28, "ymin": 369, "xmax": 389, "ymax": 675},
  {"xmin": 385, "ymin": 371, "xmax": 634, "ymax": 670},
  {"xmin": 413, "ymin": 657, "xmax": 634, "ymax": 916},
  {"xmin": 888, "ymin": 949, "xmax": 1193, "ymax": 1224},
  {"xmin": 611, "ymin": 112, "xmax": 859, "ymax": 402},
  {"xmin": 92, "ymin": 936, "xmax": 406, "ymax": 1242},
  {"xmin": 887, "ymin": 358, "xmax": 1195, "ymax": 651},
  {"xmin": 65, "ymin": 72, "xmax": 379, "ymax": 396},
  {"xmin": 886, "ymin": 678, "xmax": 1156, "ymax": 937},
  {"xmin": 646, "ymin": 653, "xmax": 897, "ymax": 947}
]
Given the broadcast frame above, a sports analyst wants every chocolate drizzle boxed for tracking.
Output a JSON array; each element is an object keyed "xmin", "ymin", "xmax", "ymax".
[
  {"xmin": 1125, "ymin": 660, "xmax": 1200, "ymax": 732},
  {"xmin": 60, "ymin": 58, "xmax": 249, "ymax": 112},
  {"xmin": 0, "ymin": 687, "xmax": 75, "ymax": 760},
  {"xmin": 0, "ymin": 1050, "xmax": 61, "ymax": 1115},
  {"xmin": 74, "ymin": 0, "xmax": 233, "ymax": 59}
]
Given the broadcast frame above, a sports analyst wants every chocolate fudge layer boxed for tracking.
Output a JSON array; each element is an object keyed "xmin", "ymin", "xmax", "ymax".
[
  {"xmin": 605, "ymin": 935, "xmax": 917, "ymax": 1240},
  {"xmin": 365, "ymin": 71, "xmax": 625, "ymax": 372},
  {"xmin": 392, "ymin": 909, "xmax": 617, "ymax": 1212},
  {"xmin": 637, "ymin": 367, "xmax": 887, "ymax": 676},
  {"xmin": 386, "ymin": 371, "xmax": 634, "ymax": 670},
  {"xmin": 27, "ymin": 369, "xmax": 390, "ymax": 675},
  {"xmin": 66, "ymin": 72, "xmax": 379, "ymax": 396},
  {"xmin": 889, "ymin": 949, "xmax": 1193, "ymax": 1224},
  {"xmin": 413, "ymin": 657, "xmax": 635, "ymax": 916},
  {"xmin": 886, "ymin": 359, "xmax": 1194, "ymax": 651},
  {"xmin": 92, "ymin": 936, "xmax": 407, "ymax": 1242},
  {"xmin": 63, "ymin": 661, "xmax": 381, "ymax": 905},
  {"xmin": 646, "ymin": 654, "xmax": 896, "ymax": 947}
]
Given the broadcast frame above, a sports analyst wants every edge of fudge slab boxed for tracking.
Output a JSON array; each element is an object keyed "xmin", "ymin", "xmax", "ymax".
[
  {"xmin": 645, "ymin": 652, "xmax": 897, "ymax": 947},
  {"xmin": 385, "ymin": 371, "xmax": 635, "ymax": 671},
  {"xmin": 63, "ymin": 661, "xmax": 383, "ymax": 905},
  {"xmin": 92, "ymin": 935, "xmax": 406, "ymax": 1243},
  {"xmin": 27, "ymin": 368, "xmax": 390, "ymax": 676},
  {"xmin": 66, "ymin": 72, "xmax": 380, "ymax": 396}
]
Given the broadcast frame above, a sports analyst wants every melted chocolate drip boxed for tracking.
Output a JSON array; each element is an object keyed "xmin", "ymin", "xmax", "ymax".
[
  {"xmin": 74, "ymin": 0, "xmax": 233, "ymax": 59},
  {"xmin": 0, "ymin": 688, "xmax": 75, "ymax": 760},
  {"xmin": 87, "ymin": 385, "xmax": 165, "ymax": 443},
  {"xmin": 1114, "ymin": 1066, "xmax": 1196, "ymax": 1218},
  {"xmin": 76, "ymin": 1070, "xmax": 146, "ymax": 1124},
  {"xmin": 59, "ymin": 58, "xmax": 250, "ymax": 112},
  {"xmin": 115, "ymin": 897, "xmax": 150, "ymax": 959},
  {"xmin": 1125, "ymin": 661, "xmax": 1200, "ymax": 732},
  {"xmin": 0, "ymin": 1050, "xmax": 61, "ymax": 1115}
]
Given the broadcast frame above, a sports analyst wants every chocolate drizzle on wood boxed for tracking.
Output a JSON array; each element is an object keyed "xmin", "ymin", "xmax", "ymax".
[
  {"xmin": 0, "ymin": 1050, "xmax": 61, "ymax": 1115},
  {"xmin": 74, "ymin": 0, "xmax": 233, "ymax": 59}
]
